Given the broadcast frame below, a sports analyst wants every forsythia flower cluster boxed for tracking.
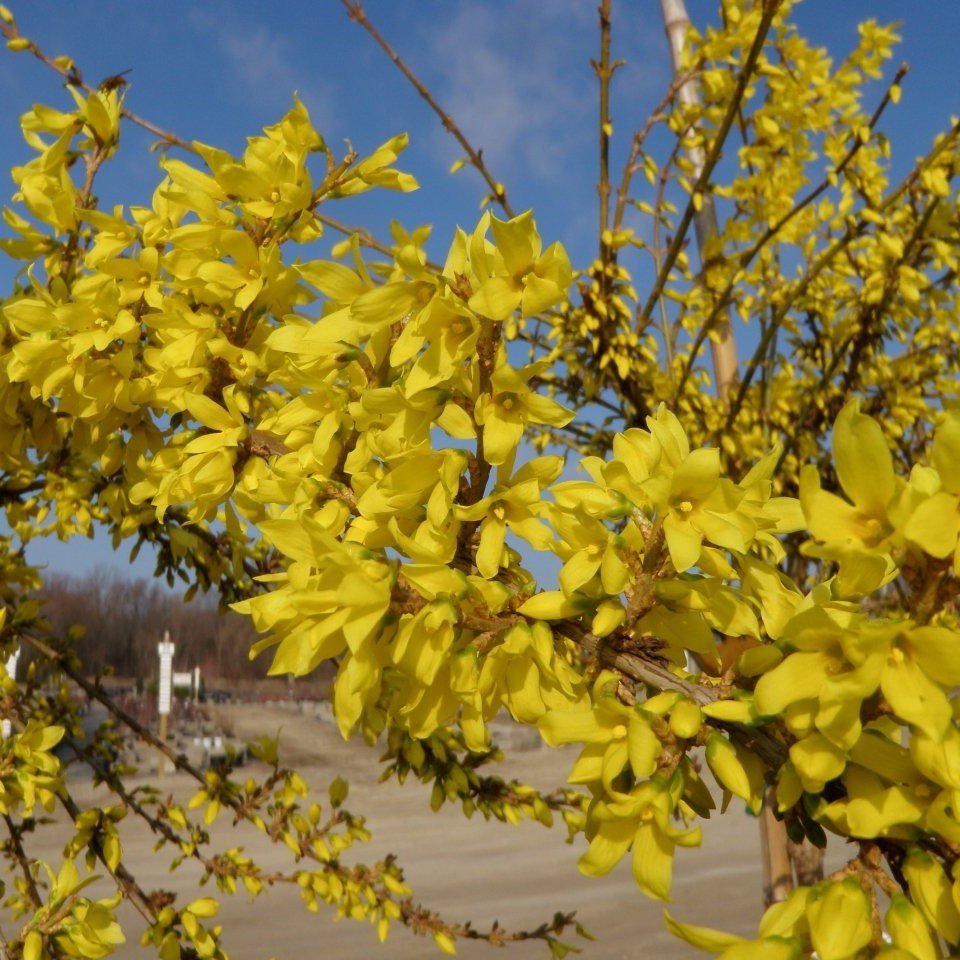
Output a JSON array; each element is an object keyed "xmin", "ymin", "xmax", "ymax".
[{"xmin": 1, "ymin": 7, "xmax": 960, "ymax": 956}]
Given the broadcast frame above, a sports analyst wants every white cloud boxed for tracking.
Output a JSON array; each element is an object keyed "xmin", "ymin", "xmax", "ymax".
[
  {"xmin": 188, "ymin": 6, "xmax": 333, "ymax": 128},
  {"xmin": 417, "ymin": 0, "xmax": 667, "ymax": 184}
]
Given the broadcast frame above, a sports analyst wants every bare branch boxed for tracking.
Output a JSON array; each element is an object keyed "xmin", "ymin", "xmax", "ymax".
[
  {"xmin": 340, "ymin": 1, "xmax": 515, "ymax": 217},
  {"xmin": 0, "ymin": 20, "xmax": 196, "ymax": 154},
  {"xmin": 652, "ymin": 0, "xmax": 769, "ymax": 401}
]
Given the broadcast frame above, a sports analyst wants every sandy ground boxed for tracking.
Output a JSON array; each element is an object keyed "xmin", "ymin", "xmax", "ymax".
[{"xmin": 29, "ymin": 705, "xmax": 848, "ymax": 960}]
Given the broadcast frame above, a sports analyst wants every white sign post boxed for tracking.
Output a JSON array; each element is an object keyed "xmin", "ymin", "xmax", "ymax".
[
  {"xmin": 193, "ymin": 666, "xmax": 201, "ymax": 703},
  {"xmin": 2, "ymin": 648, "xmax": 19, "ymax": 739},
  {"xmin": 157, "ymin": 633, "xmax": 175, "ymax": 776}
]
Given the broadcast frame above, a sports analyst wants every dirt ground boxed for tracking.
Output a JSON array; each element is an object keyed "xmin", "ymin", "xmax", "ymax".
[{"xmin": 30, "ymin": 704, "xmax": 847, "ymax": 960}]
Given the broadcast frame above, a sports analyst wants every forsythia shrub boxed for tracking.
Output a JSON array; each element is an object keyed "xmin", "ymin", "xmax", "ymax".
[{"xmin": 0, "ymin": 0, "xmax": 958, "ymax": 957}]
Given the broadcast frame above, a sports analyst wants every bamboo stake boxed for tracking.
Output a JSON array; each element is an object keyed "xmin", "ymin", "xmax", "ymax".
[
  {"xmin": 658, "ymin": 0, "xmax": 792, "ymax": 906},
  {"xmin": 658, "ymin": 0, "xmax": 739, "ymax": 402},
  {"xmin": 759, "ymin": 786, "xmax": 794, "ymax": 906},
  {"xmin": 157, "ymin": 712, "xmax": 168, "ymax": 779}
]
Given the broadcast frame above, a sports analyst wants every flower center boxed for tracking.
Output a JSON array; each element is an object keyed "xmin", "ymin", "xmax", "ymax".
[{"xmin": 678, "ymin": 500, "xmax": 694, "ymax": 514}]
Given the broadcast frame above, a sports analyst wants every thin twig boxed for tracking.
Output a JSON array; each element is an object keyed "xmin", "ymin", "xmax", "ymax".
[
  {"xmin": 3, "ymin": 814, "xmax": 42, "ymax": 909},
  {"xmin": 55, "ymin": 791, "xmax": 157, "ymax": 926},
  {"xmin": 340, "ymin": 0, "xmax": 515, "ymax": 217},
  {"xmin": 594, "ymin": 0, "xmax": 623, "ymax": 246},
  {"xmin": 0, "ymin": 21, "xmax": 196, "ymax": 153},
  {"xmin": 725, "ymin": 117, "xmax": 960, "ymax": 435},
  {"xmin": 612, "ymin": 64, "xmax": 698, "ymax": 233},
  {"xmin": 19, "ymin": 631, "xmax": 579, "ymax": 948},
  {"xmin": 315, "ymin": 213, "xmax": 442, "ymax": 272},
  {"xmin": 687, "ymin": 67, "xmax": 941, "ymax": 413},
  {"xmin": 638, "ymin": 0, "xmax": 781, "ymax": 339},
  {"xmin": 774, "ymin": 193, "xmax": 943, "ymax": 470}
]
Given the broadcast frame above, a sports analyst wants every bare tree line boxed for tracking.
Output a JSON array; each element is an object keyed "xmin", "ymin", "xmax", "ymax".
[{"xmin": 38, "ymin": 569, "xmax": 262, "ymax": 680}]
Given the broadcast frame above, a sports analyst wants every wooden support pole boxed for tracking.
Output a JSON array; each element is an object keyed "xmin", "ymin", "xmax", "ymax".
[
  {"xmin": 157, "ymin": 713, "xmax": 168, "ymax": 779},
  {"xmin": 658, "ymin": 0, "xmax": 739, "ymax": 402},
  {"xmin": 759, "ymin": 785, "xmax": 794, "ymax": 906}
]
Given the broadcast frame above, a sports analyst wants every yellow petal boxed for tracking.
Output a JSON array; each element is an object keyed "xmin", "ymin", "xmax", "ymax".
[
  {"xmin": 789, "ymin": 733, "xmax": 846, "ymax": 792},
  {"xmin": 705, "ymin": 734, "xmax": 764, "ymax": 814},
  {"xmin": 886, "ymin": 893, "xmax": 939, "ymax": 960},
  {"xmin": 578, "ymin": 816, "xmax": 634, "ymax": 878},
  {"xmin": 807, "ymin": 879, "xmax": 872, "ymax": 960},
  {"xmin": 903, "ymin": 850, "xmax": 960, "ymax": 944},
  {"xmin": 832, "ymin": 400, "xmax": 895, "ymax": 514},
  {"xmin": 663, "ymin": 911, "xmax": 744, "ymax": 952},
  {"xmin": 881, "ymin": 656, "xmax": 952, "ymax": 741},
  {"xmin": 632, "ymin": 820, "xmax": 673, "ymax": 901},
  {"xmin": 518, "ymin": 591, "xmax": 578, "ymax": 620}
]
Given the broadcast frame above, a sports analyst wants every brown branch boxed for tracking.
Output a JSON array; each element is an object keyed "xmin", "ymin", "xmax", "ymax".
[
  {"xmin": 678, "ymin": 61, "xmax": 911, "ymax": 407},
  {"xmin": 315, "ymin": 212, "xmax": 396, "ymax": 258},
  {"xmin": 55, "ymin": 790, "xmax": 157, "ymax": 926},
  {"xmin": 21, "ymin": 633, "xmax": 208, "ymax": 781},
  {"xmin": 657, "ymin": 0, "xmax": 753, "ymax": 401},
  {"xmin": 3, "ymin": 814, "xmax": 42, "ymax": 910},
  {"xmin": 594, "ymin": 0, "xmax": 622, "ymax": 246},
  {"xmin": 21, "ymin": 632, "xmax": 579, "ymax": 949},
  {"xmin": 612, "ymin": 64, "xmax": 698, "ymax": 233},
  {"xmin": 567, "ymin": 629, "xmax": 789, "ymax": 770},
  {"xmin": 728, "ymin": 118, "xmax": 958, "ymax": 443},
  {"xmin": 774, "ymin": 193, "xmax": 944, "ymax": 470},
  {"xmin": 0, "ymin": 21, "xmax": 196, "ymax": 154},
  {"xmin": 653, "ymin": 135, "xmax": 689, "ymax": 377},
  {"xmin": 340, "ymin": 0, "xmax": 515, "ymax": 217},
  {"xmin": 314, "ymin": 213, "xmax": 443, "ymax": 273}
]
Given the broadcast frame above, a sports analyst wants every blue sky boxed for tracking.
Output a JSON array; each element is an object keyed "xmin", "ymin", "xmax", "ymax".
[{"xmin": 1, "ymin": 0, "xmax": 958, "ymax": 579}]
